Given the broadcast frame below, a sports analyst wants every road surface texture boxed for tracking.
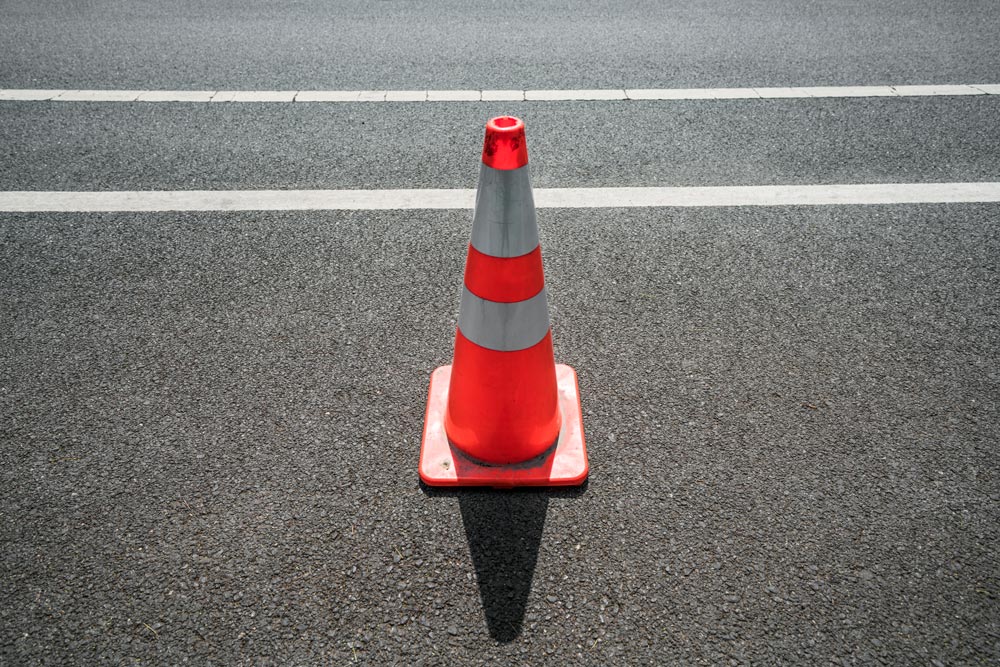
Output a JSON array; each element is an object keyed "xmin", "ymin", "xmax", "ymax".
[{"xmin": 2, "ymin": 0, "xmax": 998, "ymax": 665}]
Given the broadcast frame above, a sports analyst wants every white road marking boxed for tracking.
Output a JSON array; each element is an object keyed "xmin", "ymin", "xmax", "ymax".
[
  {"xmin": 209, "ymin": 91, "xmax": 239, "ymax": 103},
  {"xmin": 55, "ymin": 90, "xmax": 145, "ymax": 101},
  {"xmin": 482, "ymin": 90, "xmax": 525, "ymax": 101},
  {"xmin": 385, "ymin": 90, "xmax": 427, "ymax": 102},
  {"xmin": 225, "ymin": 90, "xmax": 297, "ymax": 102},
  {"xmin": 426, "ymin": 90, "xmax": 481, "ymax": 101},
  {"xmin": 1, "ymin": 183, "xmax": 998, "ymax": 212},
  {"xmin": 892, "ymin": 84, "xmax": 986, "ymax": 96},
  {"xmin": 796, "ymin": 86, "xmax": 897, "ymax": 97},
  {"xmin": 526, "ymin": 89, "xmax": 627, "ymax": 100},
  {"xmin": 0, "ymin": 89, "xmax": 68, "ymax": 100},
  {"xmin": 0, "ymin": 85, "xmax": 996, "ymax": 103},
  {"xmin": 137, "ymin": 90, "xmax": 215, "ymax": 102},
  {"xmin": 294, "ymin": 90, "xmax": 364, "ymax": 102},
  {"xmin": 752, "ymin": 87, "xmax": 804, "ymax": 98}
]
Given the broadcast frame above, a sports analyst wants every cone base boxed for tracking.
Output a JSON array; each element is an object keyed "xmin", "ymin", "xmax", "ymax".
[{"xmin": 419, "ymin": 364, "xmax": 588, "ymax": 488}]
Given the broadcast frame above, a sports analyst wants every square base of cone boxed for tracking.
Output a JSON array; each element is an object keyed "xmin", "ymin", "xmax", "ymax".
[{"xmin": 419, "ymin": 364, "xmax": 588, "ymax": 488}]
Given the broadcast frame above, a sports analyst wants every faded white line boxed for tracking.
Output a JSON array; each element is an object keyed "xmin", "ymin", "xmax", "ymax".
[
  {"xmin": 137, "ymin": 90, "xmax": 214, "ymax": 102},
  {"xmin": 0, "ymin": 85, "xmax": 997, "ymax": 103},
  {"xmin": 1, "ymin": 183, "xmax": 998, "ymax": 212}
]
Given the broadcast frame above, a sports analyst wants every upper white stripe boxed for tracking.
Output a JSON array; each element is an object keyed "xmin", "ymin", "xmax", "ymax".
[
  {"xmin": 0, "ymin": 183, "xmax": 998, "ymax": 212},
  {"xmin": 471, "ymin": 164, "xmax": 539, "ymax": 258},
  {"xmin": 0, "ymin": 85, "xmax": 997, "ymax": 103}
]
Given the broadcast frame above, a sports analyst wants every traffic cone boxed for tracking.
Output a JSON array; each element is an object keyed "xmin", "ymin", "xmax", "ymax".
[{"xmin": 419, "ymin": 116, "xmax": 588, "ymax": 487}]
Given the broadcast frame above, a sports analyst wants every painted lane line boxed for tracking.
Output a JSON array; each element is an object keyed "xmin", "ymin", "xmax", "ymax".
[
  {"xmin": 482, "ymin": 90, "xmax": 525, "ymax": 101},
  {"xmin": 892, "ymin": 84, "xmax": 986, "ymax": 96},
  {"xmin": 294, "ymin": 91, "xmax": 364, "ymax": 102},
  {"xmin": 209, "ymin": 91, "xmax": 239, "ymax": 103},
  {"xmin": 427, "ymin": 90, "xmax": 481, "ymax": 101},
  {"xmin": 136, "ymin": 90, "xmax": 215, "ymax": 102},
  {"xmin": 526, "ymin": 89, "xmax": 627, "ymax": 101},
  {"xmin": 385, "ymin": 90, "xmax": 427, "ymax": 102},
  {"xmin": 752, "ymin": 87, "xmax": 803, "ymax": 98},
  {"xmin": 1, "ymin": 183, "xmax": 998, "ymax": 213},
  {"xmin": 226, "ymin": 90, "xmax": 297, "ymax": 102},
  {"xmin": 55, "ymin": 90, "xmax": 144, "ymax": 101},
  {"xmin": 533, "ymin": 183, "xmax": 1000, "ymax": 208},
  {"xmin": 0, "ymin": 89, "xmax": 68, "ymax": 100},
  {"xmin": 705, "ymin": 87, "xmax": 762, "ymax": 99},
  {"xmin": 797, "ymin": 86, "xmax": 897, "ymax": 97},
  {"xmin": 0, "ymin": 189, "xmax": 474, "ymax": 212},
  {"xmin": 1, "ymin": 85, "xmax": 998, "ymax": 103},
  {"xmin": 627, "ymin": 88, "xmax": 732, "ymax": 99}
]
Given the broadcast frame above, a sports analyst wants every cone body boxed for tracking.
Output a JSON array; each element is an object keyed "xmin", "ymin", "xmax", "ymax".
[{"xmin": 443, "ymin": 117, "xmax": 561, "ymax": 464}]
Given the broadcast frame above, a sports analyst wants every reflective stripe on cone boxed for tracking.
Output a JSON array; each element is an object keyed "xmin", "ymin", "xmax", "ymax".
[{"xmin": 457, "ymin": 286, "xmax": 550, "ymax": 352}]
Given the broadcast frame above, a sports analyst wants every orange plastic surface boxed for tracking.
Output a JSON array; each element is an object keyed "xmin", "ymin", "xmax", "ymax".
[
  {"xmin": 420, "ymin": 364, "xmax": 588, "ymax": 487},
  {"xmin": 481, "ymin": 116, "xmax": 529, "ymax": 170},
  {"xmin": 444, "ymin": 330, "xmax": 560, "ymax": 463},
  {"xmin": 463, "ymin": 244, "xmax": 545, "ymax": 303}
]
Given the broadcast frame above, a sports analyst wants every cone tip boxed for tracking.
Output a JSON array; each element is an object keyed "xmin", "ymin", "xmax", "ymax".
[{"xmin": 482, "ymin": 116, "xmax": 528, "ymax": 170}]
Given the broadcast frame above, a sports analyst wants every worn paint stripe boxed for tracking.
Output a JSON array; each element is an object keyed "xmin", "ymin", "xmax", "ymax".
[
  {"xmin": 0, "ymin": 85, "xmax": 997, "ymax": 103},
  {"xmin": 1, "ymin": 183, "xmax": 998, "ymax": 212}
]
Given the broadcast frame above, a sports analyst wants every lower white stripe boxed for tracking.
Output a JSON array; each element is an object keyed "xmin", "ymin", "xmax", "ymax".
[
  {"xmin": 0, "ymin": 183, "xmax": 998, "ymax": 212},
  {"xmin": 458, "ymin": 287, "xmax": 550, "ymax": 352},
  {"xmin": 0, "ymin": 84, "xmax": 997, "ymax": 103}
]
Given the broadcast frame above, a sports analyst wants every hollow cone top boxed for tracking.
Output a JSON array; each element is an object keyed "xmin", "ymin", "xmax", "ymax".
[{"xmin": 482, "ymin": 116, "xmax": 529, "ymax": 170}]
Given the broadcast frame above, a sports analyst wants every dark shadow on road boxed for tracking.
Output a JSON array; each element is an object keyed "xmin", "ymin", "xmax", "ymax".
[
  {"xmin": 422, "ymin": 481, "xmax": 587, "ymax": 642},
  {"xmin": 458, "ymin": 490, "xmax": 547, "ymax": 642}
]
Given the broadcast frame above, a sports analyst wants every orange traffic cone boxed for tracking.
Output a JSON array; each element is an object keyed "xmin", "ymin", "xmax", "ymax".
[{"xmin": 419, "ymin": 116, "xmax": 588, "ymax": 487}]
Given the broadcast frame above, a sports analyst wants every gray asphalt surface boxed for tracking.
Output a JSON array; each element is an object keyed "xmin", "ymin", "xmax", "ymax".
[
  {"xmin": 2, "ymin": 97, "xmax": 999, "ymax": 191},
  {"xmin": 2, "ymin": 0, "xmax": 1000, "ymax": 665},
  {"xmin": 1, "ymin": 0, "xmax": 999, "ymax": 89},
  {"xmin": 2, "ymin": 207, "xmax": 998, "ymax": 664}
]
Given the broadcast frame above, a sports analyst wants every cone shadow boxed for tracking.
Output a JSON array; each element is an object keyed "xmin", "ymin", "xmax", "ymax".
[{"xmin": 457, "ymin": 490, "xmax": 548, "ymax": 642}]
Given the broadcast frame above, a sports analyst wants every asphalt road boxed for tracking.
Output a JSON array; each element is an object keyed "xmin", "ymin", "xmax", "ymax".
[
  {"xmin": 1, "ymin": 0, "xmax": 999, "ymax": 89},
  {"xmin": 2, "ymin": 97, "xmax": 999, "ymax": 192},
  {"xmin": 2, "ymin": 1, "xmax": 999, "ymax": 665}
]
